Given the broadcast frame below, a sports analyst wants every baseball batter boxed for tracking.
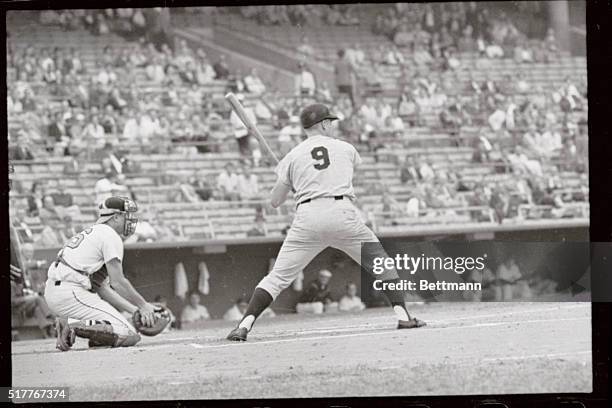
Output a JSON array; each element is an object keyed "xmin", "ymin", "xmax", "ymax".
[
  {"xmin": 44, "ymin": 196, "xmax": 158, "ymax": 351},
  {"xmin": 227, "ymin": 103, "xmax": 425, "ymax": 341}
]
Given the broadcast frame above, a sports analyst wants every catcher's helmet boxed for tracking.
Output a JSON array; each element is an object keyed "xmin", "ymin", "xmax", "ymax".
[{"xmin": 97, "ymin": 196, "xmax": 139, "ymax": 236}]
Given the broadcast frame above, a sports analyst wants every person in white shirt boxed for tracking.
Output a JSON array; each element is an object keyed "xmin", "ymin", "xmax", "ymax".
[
  {"xmin": 122, "ymin": 109, "xmax": 140, "ymax": 141},
  {"xmin": 538, "ymin": 127, "xmax": 563, "ymax": 157},
  {"xmin": 146, "ymin": 57, "xmax": 166, "ymax": 83},
  {"xmin": 138, "ymin": 109, "xmax": 161, "ymax": 143},
  {"xmin": 196, "ymin": 57, "xmax": 216, "ymax": 85},
  {"xmin": 180, "ymin": 292, "xmax": 210, "ymax": 328},
  {"xmin": 237, "ymin": 164, "xmax": 260, "ymax": 200},
  {"xmin": 278, "ymin": 116, "xmax": 303, "ymax": 155},
  {"xmin": 488, "ymin": 107, "xmax": 506, "ymax": 131},
  {"xmin": 217, "ymin": 162, "xmax": 240, "ymax": 200},
  {"xmin": 338, "ymin": 282, "xmax": 366, "ymax": 312},
  {"xmin": 123, "ymin": 218, "xmax": 158, "ymax": 244},
  {"xmin": 94, "ymin": 173, "xmax": 128, "ymax": 204},
  {"xmin": 82, "ymin": 115, "xmax": 106, "ymax": 147},
  {"xmin": 244, "ymin": 68, "xmax": 266, "ymax": 95},
  {"xmin": 295, "ymin": 63, "xmax": 316, "ymax": 97}
]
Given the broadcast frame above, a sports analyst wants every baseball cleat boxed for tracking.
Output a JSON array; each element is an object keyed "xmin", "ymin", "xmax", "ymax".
[
  {"xmin": 226, "ymin": 327, "xmax": 248, "ymax": 341},
  {"xmin": 55, "ymin": 317, "xmax": 76, "ymax": 351},
  {"xmin": 397, "ymin": 318, "xmax": 426, "ymax": 329}
]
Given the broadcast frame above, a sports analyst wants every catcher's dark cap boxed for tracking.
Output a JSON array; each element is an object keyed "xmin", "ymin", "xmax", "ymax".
[
  {"xmin": 300, "ymin": 104, "xmax": 339, "ymax": 129},
  {"xmin": 97, "ymin": 196, "xmax": 138, "ymax": 223}
]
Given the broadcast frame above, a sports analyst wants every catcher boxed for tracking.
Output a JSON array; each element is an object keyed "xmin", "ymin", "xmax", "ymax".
[{"xmin": 44, "ymin": 196, "xmax": 169, "ymax": 351}]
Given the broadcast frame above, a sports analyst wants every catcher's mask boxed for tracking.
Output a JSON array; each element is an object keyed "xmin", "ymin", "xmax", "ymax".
[{"xmin": 97, "ymin": 196, "xmax": 139, "ymax": 236}]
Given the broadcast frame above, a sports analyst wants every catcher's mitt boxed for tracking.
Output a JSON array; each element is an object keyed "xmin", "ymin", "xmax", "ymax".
[{"xmin": 132, "ymin": 305, "xmax": 171, "ymax": 336}]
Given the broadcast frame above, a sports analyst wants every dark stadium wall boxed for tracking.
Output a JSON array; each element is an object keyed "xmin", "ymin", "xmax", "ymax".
[{"xmin": 32, "ymin": 226, "xmax": 588, "ymax": 321}]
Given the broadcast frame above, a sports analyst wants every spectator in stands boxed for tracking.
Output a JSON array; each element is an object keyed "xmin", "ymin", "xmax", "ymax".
[
  {"xmin": 365, "ymin": 64, "xmax": 384, "ymax": 95},
  {"xmin": 297, "ymin": 35, "xmax": 315, "ymax": 59},
  {"xmin": 382, "ymin": 107, "xmax": 406, "ymax": 136},
  {"xmin": 439, "ymin": 98, "xmax": 463, "ymax": 132},
  {"xmin": 38, "ymin": 215, "xmax": 69, "ymax": 247},
  {"xmin": 122, "ymin": 108, "xmax": 140, "ymax": 141},
  {"xmin": 108, "ymin": 87, "xmax": 128, "ymax": 112},
  {"xmin": 217, "ymin": 162, "xmax": 240, "ymax": 201},
  {"xmin": 417, "ymin": 157, "xmax": 435, "ymax": 181},
  {"xmin": 488, "ymin": 101, "xmax": 507, "ymax": 132},
  {"xmin": 38, "ymin": 194, "xmax": 61, "ymax": 223},
  {"xmin": 346, "ymin": 42, "xmax": 367, "ymax": 67},
  {"xmin": 507, "ymin": 145, "xmax": 543, "ymax": 177},
  {"xmin": 10, "ymin": 131, "xmax": 36, "ymax": 161},
  {"xmin": 180, "ymin": 292, "xmax": 211, "ymax": 328},
  {"xmin": 47, "ymin": 111, "xmax": 68, "ymax": 144},
  {"xmin": 317, "ymin": 81, "xmax": 333, "ymax": 103},
  {"xmin": 537, "ymin": 125, "xmax": 563, "ymax": 158},
  {"xmin": 213, "ymin": 54, "xmax": 230, "ymax": 80},
  {"xmin": 82, "ymin": 114, "xmax": 106, "ymax": 147},
  {"xmin": 100, "ymin": 105, "xmax": 118, "ymax": 135},
  {"xmin": 138, "ymin": 108, "xmax": 163, "ymax": 146},
  {"xmin": 94, "ymin": 172, "xmax": 122, "ymax": 204},
  {"xmin": 243, "ymin": 68, "xmax": 266, "ymax": 95},
  {"xmin": 393, "ymin": 22, "xmax": 414, "ymax": 48},
  {"xmin": 124, "ymin": 216, "xmax": 158, "ymax": 244},
  {"xmin": 400, "ymin": 155, "xmax": 421, "ymax": 184},
  {"xmin": 26, "ymin": 182, "xmax": 46, "ymax": 217},
  {"xmin": 544, "ymin": 28, "xmax": 559, "ymax": 60},
  {"xmin": 338, "ymin": 282, "xmax": 366, "ymax": 312},
  {"xmin": 196, "ymin": 55, "xmax": 216, "ymax": 85},
  {"xmin": 152, "ymin": 216, "xmax": 182, "ymax": 243},
  {"xmin": 442, "ymin": 47, "xmax": 461, "ymax": 71},
  {"xmin": 413, "ymin": 42, "xmax": 434, "ymax": 67},
  {"xmin": 397, "ymin": 92, "xmax": 419, "ymax": 126},
  {"xmin": 458, "ymin": 24, "xmax": 477, "ymax": 52},
  {"xmin": 296, "ymin": 269, "xmax": 338, "ymax": 314},
  {"xmin": 278, "ymin": 115, "xmax": 302, "ymax": 155},
  {"xmin": 295, "ymin": 63, "xmax": 316, "ymax": 98},
  {"xmin": 334, "ymin": 49, "xmax": 358, "ymax": 107},
  {"xmin": 49, "ymin": 184, "xmax": 73, "ymax": 208},
  {"xmin": 237, "ymin": 164, "xmax": 260, "ymax": 200}
]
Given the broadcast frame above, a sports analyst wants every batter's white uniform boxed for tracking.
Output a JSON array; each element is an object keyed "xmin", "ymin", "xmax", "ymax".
[
  {"xmin": 258, "ymin": 134, "xmax": 398, "ymax": 299},
  {"xmin": 44, "ymin": 224, "xmax": 137, "ymax": 337}
]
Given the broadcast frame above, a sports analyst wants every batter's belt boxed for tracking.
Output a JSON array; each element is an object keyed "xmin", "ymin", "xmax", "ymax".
[{"xmin": 297, "ymin": 195, "xmax": 344, "ymax": 208}]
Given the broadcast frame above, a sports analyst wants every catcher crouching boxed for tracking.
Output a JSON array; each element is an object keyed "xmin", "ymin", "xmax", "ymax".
[{"xmin": 44, "ymin": 196, "xmax": 170, "ymax": 351}]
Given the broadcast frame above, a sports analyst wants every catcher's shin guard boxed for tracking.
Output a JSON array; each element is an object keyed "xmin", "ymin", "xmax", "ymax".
[
  {"xmin": 115, "ymin": 332, "xmax": 141, "ymax": 347},
  {"xmin": 72, "ymin": 320, "xmax": 142, "ymax": 347},
  {"xmin": 72, "ymin": 320, "xmax": 119, "ymax": 347}
]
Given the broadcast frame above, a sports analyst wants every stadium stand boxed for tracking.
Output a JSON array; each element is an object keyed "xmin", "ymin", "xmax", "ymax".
[{"xmin": 7, "ymin": 5, "xmax": 588, "ymax": 251}]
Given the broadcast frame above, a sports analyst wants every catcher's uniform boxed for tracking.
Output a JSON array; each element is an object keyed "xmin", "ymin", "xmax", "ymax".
[
  {"xmin": 257, "ymin": 134, "xmax": 398, "ymax": 299},
  {"xmin": 44, "ymin": 223, "xmax": 137, "ymax": 338}
]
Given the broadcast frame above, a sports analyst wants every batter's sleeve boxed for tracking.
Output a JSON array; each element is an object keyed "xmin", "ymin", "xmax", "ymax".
[{"xmin": 274, "ymin": 155, "xmax": 292, "ymax": 187}]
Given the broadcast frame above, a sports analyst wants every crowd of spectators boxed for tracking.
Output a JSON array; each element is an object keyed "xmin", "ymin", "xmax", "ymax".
[
  {"xmin": 236, "ymin": 5, "xmax": 360, "ymax": 27},
  {"xmin": 8, "ymin": 6, "xmax": 588, "ymax": 251}
]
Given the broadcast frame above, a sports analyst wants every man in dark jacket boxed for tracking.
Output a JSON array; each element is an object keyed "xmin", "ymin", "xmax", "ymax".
[{"xmin": 296, "ymin": 269, "xmax": 337, "ymax": 314}]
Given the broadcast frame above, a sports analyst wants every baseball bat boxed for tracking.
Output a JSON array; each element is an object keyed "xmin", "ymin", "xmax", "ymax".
[{"xmin": 225, "ymin": 92, "xmax": 280, "ymax": 164}]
